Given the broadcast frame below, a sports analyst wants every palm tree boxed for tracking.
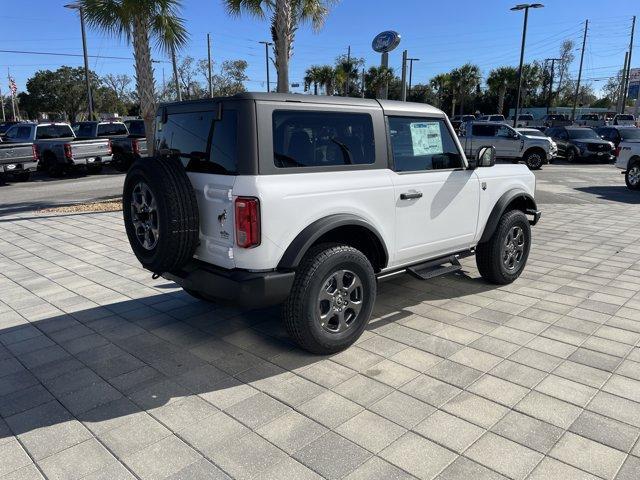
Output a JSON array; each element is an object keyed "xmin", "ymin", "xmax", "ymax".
[
  {"xmin": 429, "ymin": 73, "xmax": 450, "ymax": 109},
  {"xmin": 304, "ymin": 65, "xmax": 322, "ymax": 95},
  {"xmin": 78, "ymin": 0, "xmax": 187, "ymax": 154},
  {"xmin": 450, "ymin": 63, "xmax": 481, "ymax": 116},
  {"xmin": 365, "ymin": 66, "xmax": 394, "ymax": 99},
  {"xmin": 223, "ymin": 0, "xmax": 338, "ymax": 93},
  {"xmin": 316, "ymin": 65, "xmax": 336, "ymax": 95},
  {"xmin": 486, "ymin": 66, "xmax": 517, "ymax": 115}
]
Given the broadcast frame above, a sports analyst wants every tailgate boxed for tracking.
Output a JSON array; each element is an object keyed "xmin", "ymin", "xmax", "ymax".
[
  {"xmin": 71, "ymin": 140, "xmax": 111, "ymax": 159},
  {"xmin": 187, "ymin": 172, "xmax": 236, "ymax": 269},
  {"xmin": 0, "ymin": 144, "xmax": 33, "ymax": 165}
]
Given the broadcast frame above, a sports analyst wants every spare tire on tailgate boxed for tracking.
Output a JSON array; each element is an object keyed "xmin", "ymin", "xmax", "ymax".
[{"xmin": 123, "ymin": 157, "xmax": 199, "ymax": 274}]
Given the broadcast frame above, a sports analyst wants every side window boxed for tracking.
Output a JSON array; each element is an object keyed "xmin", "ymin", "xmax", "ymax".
[
  {"xmin": 164, "ymin": 111, "xmax": 216, "ymax": 165},
  {"xmin": 471, "ymin": 124, "xmax": 497, "ymax": 137},
  {"xmin": 546, "ymin": 127, "xmax": 558, "ymax": 138},
  {"xmin": 16, "ymin": 126, "xmax": 32, "ymax": 140},
  {"xmin": 557, "ymin": 129, "xmax": 568, "ymax": 140},
  {"xmin": 388, "ymin": 117, "xmax": 463, "ymax": 172},
  {"xmin": 4, "ymin": 126, "xmax": 18, "ymax": 139},
  {"xmin": 496, "ymin": 125, "xmax": 515, "ymax": 138},
  {"xmin": 272, "ymin": 110, "xmax": 375, "ymax": 168},
  {"xmin": 186, "ymin": 110, "xmax": 238, "ymax": 175}
]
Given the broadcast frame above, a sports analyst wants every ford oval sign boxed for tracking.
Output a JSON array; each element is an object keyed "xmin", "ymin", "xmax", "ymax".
[{"xmin": 372, "ymin": 31, "xmax": 401, "ymax": 53}]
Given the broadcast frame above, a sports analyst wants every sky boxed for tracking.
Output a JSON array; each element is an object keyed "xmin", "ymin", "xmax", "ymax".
[{"xmin": 2, "ymin": 0, "xmax": 639, "ymax": 96}]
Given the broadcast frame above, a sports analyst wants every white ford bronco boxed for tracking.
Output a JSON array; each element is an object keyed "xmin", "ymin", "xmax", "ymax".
[{"xmin": 123, "ymin": 93, "xmax": 540, "ymax": 354}]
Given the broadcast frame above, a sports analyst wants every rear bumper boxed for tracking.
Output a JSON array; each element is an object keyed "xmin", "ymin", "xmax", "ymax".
[
  {"xmin": 71, "ymin": 154, "xmax": 113, "ymax": 166},
  {"xmin": 163, "ymin": 260, "xmax": 295, "ymax": 309},
  {"xmin": 0, "ymin": 161, "xmax": 37, "ymax": 173}
]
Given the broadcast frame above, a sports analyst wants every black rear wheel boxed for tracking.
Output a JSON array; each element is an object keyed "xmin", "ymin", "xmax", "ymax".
[
  {"xmin": 524, "ymin": 150, "xmax": 544, "ymax": 170},
  {"xmin": 565, "ymin": 148, "xmax": 576, "ymax": 163},
  {"xmin": 283, "ymin": 244, "xmax": 376, "ymax": 354}
]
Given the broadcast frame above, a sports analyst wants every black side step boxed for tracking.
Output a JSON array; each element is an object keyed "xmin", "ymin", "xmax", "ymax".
[{"xmin": 407, "ymin": 255, "xmax": 462, "ymax": 280}]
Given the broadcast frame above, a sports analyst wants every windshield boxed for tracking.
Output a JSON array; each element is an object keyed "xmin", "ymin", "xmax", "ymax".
[
  {"xmin": 620, "ymin": 129, "xmax": 640, "ymax": 140},
  {"xmin": 36, "ymin": 125, "xmax": 74, "ymax": 139},
  {"xmin": 567, "ymin": 129, "xmax": 599, "ymax": 140}
]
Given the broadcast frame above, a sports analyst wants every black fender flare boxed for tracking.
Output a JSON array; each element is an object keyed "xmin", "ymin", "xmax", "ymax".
[
  {"xmin": 277, "ymin": 214, "xmax": 388, "ymax": 270},
  {"xmin": 479, "ymin": 189, "xmax": 538, "ymax": 243}
]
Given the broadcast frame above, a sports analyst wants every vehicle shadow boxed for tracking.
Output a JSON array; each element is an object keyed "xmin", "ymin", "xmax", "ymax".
[
  {"xmin": 0, "ymin": 266, "xmax": 497, "ymax": 442},
  {"xmin": 574, "ymin": 186, "xmax": 640, "ymax": 204},
  {"xmin": 0, "ymin": 196, "xmax": 122, "ymax": 217}
]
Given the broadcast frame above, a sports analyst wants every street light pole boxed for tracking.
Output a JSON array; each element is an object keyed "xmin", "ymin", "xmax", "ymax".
[
  {"xmin": 407, "ymin": 58, "xmax": 419, "ymax": 98},
  {"xmin": 65, "ymin": 3, "xmax": 94, "ymax": 120},
  {"xmin": 259, "ymin": 41, "xmax": 273, "ymax": 92},
  {"xmin": 511, "ymin": 3, "xmax": 544, "ymax": 127},
  {"xmin": 544, "ymin": 57, "xmax": 561, "ymax": 114}
]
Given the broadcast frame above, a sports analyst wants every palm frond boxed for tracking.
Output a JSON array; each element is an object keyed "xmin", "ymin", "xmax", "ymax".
[
  {"xmin": 222, "ymin": 0, "xmax": 269, "ymax": 18},
  {"xmin": 78, "ymin": 0, "xmax": 132, "ymax": 42}
]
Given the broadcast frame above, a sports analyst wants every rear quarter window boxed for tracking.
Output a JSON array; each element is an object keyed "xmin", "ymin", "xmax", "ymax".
[
  {"xmin": 272, "ymin": 110, "xmax": 375, "ymax": 168},
  {"xmin": 471, "ymin": 124, "xmax": 497, "ymax": 137}
]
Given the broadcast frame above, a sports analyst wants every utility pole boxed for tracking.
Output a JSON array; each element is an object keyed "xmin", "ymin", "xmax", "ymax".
[
  {"xmin": 544, "ymin": 57, "xmax": 561, "ymax": 114},
  {"xmin": 8, "ymin": 69, "xmax": 16, "ymax": 120},
  {"xmin": 571, "ymin": 19, "xmax": 588, "ymax": 121},
  {"xmin": 618, "ymin": 52, "xmax": 629, "ymax": 113},
  {"xmin": 345, "ymin": 45, "xmax": 351, "ymax": 96},
  {"xmin": 207, "ymin": 33, "xmax": 213, "ymax": 98},
  {"xmin": 171, "ymin": 45, "xmax": 181, "ymax": 101},
  {"xmin": 407, "ymin": 58, "xmax": 419, "ymax": 98},
  {"xmin": 64, "ymin": 3, "xmax": 93, "ymax": 120},
  {"xmin": 511, "ymin": 3, "xmax": 544, "ymax": 127},
  {"xmin": 0, "ymin": 85, "xmax": 5, "ymax": 122},
  {"xmin": 259, "ymin": 41, "xmax": 273, "ymax": 92},
  {"xmin": 361, "ymin": 68, "xmax": 365, "ymax": 98},
  {"xmin": 621, "ymin": 16, "xmax": 636, "ymax": 111},
  {"xmin": 400, "ymin": 50, "xmax": 408, "ymax": 101}
]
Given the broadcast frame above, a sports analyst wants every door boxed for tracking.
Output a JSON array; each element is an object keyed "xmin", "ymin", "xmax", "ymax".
[
  {"xmin": 468, "ymin": 123, "xmax": 497, "ymax": 157},
  {"xmin": 388, "ymin": 116, "xmax": 480, "ymax": 266},
  {"xmin": 494, "ymin": 124, "xmax": 521, "ymax": 158},
  {"xmin": 548, "ymin": 128, "xmax": 568, "ymax": 155}
]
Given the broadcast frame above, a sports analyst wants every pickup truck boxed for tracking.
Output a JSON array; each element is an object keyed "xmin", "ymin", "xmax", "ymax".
[
  {"xmin": 612, "ymin": 114, "xmax": 636, "ymax": 126},
  {"xmin": 615, "ymin": 140, "xmax": 640, "ymax": 189},
  {"xmin": 530, "ymin": 114, "xmax": 573, "ymax": 128},
  {"xmin": 3, "ymin": 122, "xmax": 112, "ymax": 177},
  {"xmin": 510, "ymin": 114, "xmax": 535, "ymax": 128},
  {"xmin": 460, "ymin": 121, "xmax": 556, "ymax": 169},
  {"xmin": 576, "ymin": 114, "xmax": 605, "ymax": 128},
  {"xmin": 73, "ymin": 120, "xmax": 148, "ymax": 171},
  {"xmin": 0, "ymin": 142, "xmax": 38, "ymax": 182},
  {"xmin": 122, "ymin": 93, "xmax": 540, "ymax": 354}
]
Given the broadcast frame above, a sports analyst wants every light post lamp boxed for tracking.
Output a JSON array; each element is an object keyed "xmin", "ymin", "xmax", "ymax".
[
  {"xmin": 64, "ymin": 3, "xmax": 94, "ymax": 120},
  {"xmin": 259, "ymin": 41, "xmax": 273, "ymax": 92},
  {"xmin": 407, "ymin": 58, "xmax": 420, "ymax": 98},
  {"xmin": 511, "ymin": 3, "xmax": 543, "ymax": 127}
]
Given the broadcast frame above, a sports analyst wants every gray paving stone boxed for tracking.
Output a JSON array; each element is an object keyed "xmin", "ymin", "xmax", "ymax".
[
  {"xmin": 344, "ymin": 456, "xmax": 415, "ymax": 480},
  {"xmin": 515, "ymin": 391, "xmax": 583, "ymax": 429},
  {"xmin": 465, "ymin": 432, "xmax": 543, "ymax": 480},
  {"xmin": 588, "ymin": 391, "xmax": 640, "ymax": 428},
  {"xmin": 178, "ymin": 411, "xmax": 249, "ymax": 456},
  {"xmin": 38, "ymin": 439, "xmax": 116, "ymax": 480},
  {"xmin": 550, "ymin": 432, "xmax": 627, "ymax": 479},
  {"xmin": 535, "ymin": 374, "xmax": 598, "ymax": 407},
  {"xmin": 225, "ymin": 392, "xmax": 290, "ymax": 429},
  {"xmin": 370, "ymin": 390, "xmax": 435, "ymax": 428},
  {"xmin": 414, "ymin": 409, "xmax": 485, "ymax": 453},
  {"xmin": 569, "ymin": 410, "xmax": 640, "ymax": 453},
  {"xmin": 442, "ymin": 391, "xmax": 509, "ymax": 429},
  {"xmin": 149, "ymin": 395, "xmax": 218, "ymax": 431},
  {"xmin": 256, "ymin": 410, "xmax": 327, "ymax": 454},
  {"xmin": 399, "ymin": 374, "xmax": 461, "ymax": 408},
  {"xmin": 0, "ymin": 384, "xmax": 54, "ymax": 418},
  {"xmin": 123, "ymin": 435, "xmax": 201, "ymax": 480},
  {"xmin": 294, "ymin": 432, "xmax": 371, "ymax": 479},
  {"xmin": 468, "ymin": 374, "xmax": 529, "ymax": 407},
  {"xmin": 257, "ymin": 456, "xmax": 322, "ymax": 480},
  {"xmin": 616, "ymin": 455, "xmax": 640, "ymax": 480},
  {"xmin": 99, "ymin": 413, "xmax": 171, "ymax": 458},
  {"xmin": 491, "ymin": 410, "xmax": 563, "ymax": 454},
  {"xmin": 336, "ymin": 410, "xmax": 407, "ymax": 453},
  {"xmin": 0, "ymin": 463, "xmax": 45, "ymax": 480},
  {"xmin": 298, "ymin": 390, "xmax": 363, "ymax": 428},
  {"xmin": 163, "ymin": 458, "xmax": 230, "ymax": 480},
  {"xmin": 435, "ymin": 456, "xmax": 508, "ymax": 480},
  {"xmin": 527, "ymin": 457, "xmax": 600, "ymax": 480},
  {"xmin": 0, "ymin": 440, "xmax": 32, "ymax": 477},
  {"xmin": 334, "ymin": 373, "xmax": 394, "ymax": 407},
  {"xmin": 380, "ymin": 432, "xmax": 456, "ymax": 480}
]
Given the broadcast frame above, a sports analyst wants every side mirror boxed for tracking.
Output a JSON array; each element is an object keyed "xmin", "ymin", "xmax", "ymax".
[{"xmin": 477, "ymin": 146, "xmax": 496, "ymax": 167}]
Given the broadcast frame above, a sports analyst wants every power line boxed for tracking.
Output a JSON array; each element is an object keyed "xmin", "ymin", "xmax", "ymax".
[{"xmin": 0, "ymin": 49, "xmax": 169, "ymax": 63}]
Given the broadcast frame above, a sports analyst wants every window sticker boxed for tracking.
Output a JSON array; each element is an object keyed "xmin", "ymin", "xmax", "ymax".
[{"xmin": 410, "ymin": 121, "xmax": 443, "ymax": 156}]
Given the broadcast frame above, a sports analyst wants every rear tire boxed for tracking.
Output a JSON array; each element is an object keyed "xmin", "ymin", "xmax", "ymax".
[
  {"xmin": 626, "ymin": 161, "xmax": 640, "ymax": 190},
  {"xmin": 123, "ymin": 157, "xmax": 199, "ymax": 274},
  {"xmin": 565, "ymin": 148, "xmax": 576, "ymax": 163},
  {"xmin": 283, "ymin": 244, "xmax": 376, "ymax": 354},
  {"xmin": 476, "ymin": 210, "xmax": 531, "ymax": 285}
]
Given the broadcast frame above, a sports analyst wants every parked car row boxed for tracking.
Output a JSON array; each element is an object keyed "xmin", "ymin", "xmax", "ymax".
[{"xmin": 0, "ymin": 119, "xmax": 147, "ymax": 182}]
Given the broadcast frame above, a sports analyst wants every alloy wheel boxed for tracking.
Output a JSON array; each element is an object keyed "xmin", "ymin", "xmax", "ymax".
[
  {"xmin": 502, "ymin": 225, "xmax": 526, "ymax": 271},
  {"xmin": 130, "ymin": 181, "xmax": 159, "ymax": 250},
  {"xmin": 629, "ymin": 166, "xmax": 640, "ymax": 187},
  {"xmin": 317, "ymin": 269, "xmax": 364, "ymax": 333}
]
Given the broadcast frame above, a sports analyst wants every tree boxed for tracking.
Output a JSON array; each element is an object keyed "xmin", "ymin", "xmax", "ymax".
[
  {"xmin": 486, "ymin": 66, "xmax": 517, "ymax": 115},
  {"xmin": 450, "ymin": 63, "xmax": 481, "ymax": 115},
  {"xmin": 79, "ymin": 0, "xmax": 188, "ymax": 154},
  {"xmin": 304, "ymin": 65, "xmax": 323, "ymax": 95},
  {"xmin": 602, "ymin": 69, "xmax": 625, "ymax": 107},
  {"xmin": 316, "ymin": 65, "xmax": 336, "ymax": 95},
  {"xmin": 334, "ymin": 54, "xmax": 364, "ymax": 96},
  {"xmin": 429, "ymin": 73, "xmax": 451, "ymax": 109},
  {"xmin": 24, "ymin": 66, "xmax": 100, "ymax": 121},
  {"xmin": 103, "ymin": 73, "xmax": 133, "ymax": 101},
  {"xmin": 407, "ymin": 84, "xmax": 435, "ymax": 104},
  {"xmin": 555, "ymin": 39, "xmax": 575, "ymax": 102},
  {"xmin": 223, "ymin": 0, "xmax": 338, "ymax": 93},
  {"xmin": 364, "ymin": 66, "xmax": 394, "ymax": 99}
]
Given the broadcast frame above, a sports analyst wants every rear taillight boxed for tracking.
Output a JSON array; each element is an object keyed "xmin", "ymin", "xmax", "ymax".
[
  {"xmin": 235, "ymin": 197, "xmax": 260, "ymax": 248},
  {"xmin": 614, "ymin": 146, "xmax": 621, "ymax": 157},
  {"xmin": 63, "ymin": 143, "xmax": 73, "ymax": 160},
  {"xmin": 132, "ymin": 139, "xmax": 139, "ymax": 156},
  {"xmin": 32, "ymin": 144, "xmax": 40, "ymax": 161},
  {"xmin": 107, "ymin": 139, "xmax": 112, "ymax": 155}
]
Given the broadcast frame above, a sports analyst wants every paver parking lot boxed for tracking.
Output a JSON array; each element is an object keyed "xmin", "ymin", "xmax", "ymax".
[{"xmin": 0, "ymin": 163, "xmax": 639, "ymax": 479}]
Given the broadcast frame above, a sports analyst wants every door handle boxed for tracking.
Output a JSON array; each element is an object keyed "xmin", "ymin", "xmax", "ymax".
[{"xmin": 400, "ymin": 192, "xmax": 423, "ymax": 200}]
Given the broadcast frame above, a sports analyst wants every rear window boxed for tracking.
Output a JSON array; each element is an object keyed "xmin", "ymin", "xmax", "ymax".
[
  {"xmin": 36, "ymin": 125, "xmax": 74, "ymax": 139},
  {"xmin": 490, "ymin": 115, "xmax": 505, "ymax": 121},
  {"xmin": 97, "ymin": 123, "xmax": 128, "ymax": 136},
  {"xmin": 161, "ymin": 109, "xmax": 237, "ymax": 175},
  {"xmin": 126, "ymin": 120, "xmax": 145, "ymax": 136},
  {"xmin": 74, "ymin": 123, "xmax": 94, "ymax": 137},
  {"xmin": 617, "ymin": 115, "xmax": 634, "ymax": 120},
  {"xmin": 471, "ymin": 124, "xmax": 497, "ymax": 136},
  {"xmin": 620, "ymin": 128, "xmax": 640, "ymax": 140},
  {"xmin": 272, "ymin": 111, "xmax": 375, "ymax": 168}
]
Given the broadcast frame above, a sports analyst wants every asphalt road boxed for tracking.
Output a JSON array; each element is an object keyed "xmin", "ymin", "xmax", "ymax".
[{"xmin": 0, "ymin": 160, "xmax": 637, "ymax": 216}]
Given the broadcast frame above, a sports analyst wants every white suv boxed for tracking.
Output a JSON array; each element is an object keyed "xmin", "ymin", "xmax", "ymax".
[{"xmin": 123, "ymin": 93, "xmax": 540, "ymax": 354}]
